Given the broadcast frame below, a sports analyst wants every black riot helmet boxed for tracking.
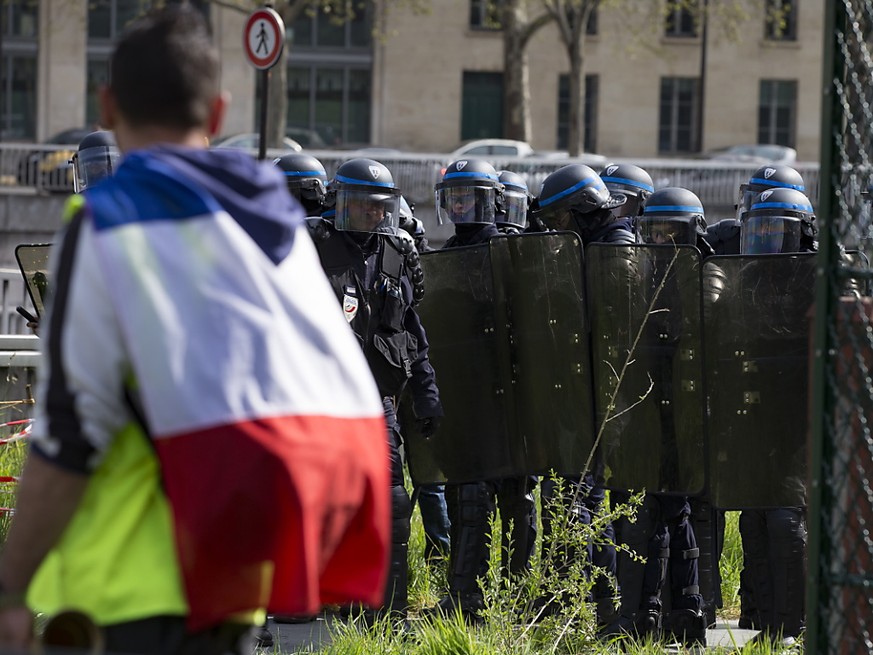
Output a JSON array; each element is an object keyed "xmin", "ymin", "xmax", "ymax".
[
  {"xmin": 599, "ymin": 163, "xmax": 654, "ymax": 218},
  {"xmin": 434, "ymin": 158, "xmax": 503, "ymax": 225},
  {"xmin": 736, "ymin": 164, "xmax": 806, "ymax": 218},
  {"xmin": 531, "ymin": 163, "xmax": 625, "ymax": 243},
  {"xmin": 332, "ymin": 158, "xmax": 401, "ymax": 234},
  {"xmin": 496, "ymin": 170, "xmax": 530, "ymax": 231},
  {"xmin": 741, "ymin": 187, "xmax": 815, "ymax": 254},
  {"xmin": 72, "ymin": 130, "xmax": 119, "ymax": 192},
  {"xmin": 640, "ymin": 187, "xmax": 707, "ymax": 246},
  {"xmin": 273, "ymin": 153, "xmax": 328, "ymax": 216}
]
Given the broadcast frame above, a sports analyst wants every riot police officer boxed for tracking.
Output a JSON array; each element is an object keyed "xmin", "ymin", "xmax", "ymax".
[
  {"xmin": 309, "ymin": 158, "xmax": 443, "ymax": 621},
  {"xmin": 735, "ymin": 164, "xmax": 807, "ymax": 221},
  {"xmin": 606, "ymin": 187, "xmax": 710, "ymax": 647},
  {"xmin": 273, "ymin": 152, "xmax": 329, "ymax": 217},
  {"xmin": 495, "ymin": 170, "xmax": 531, "ymax": 234},
  {"xmin": 529, "ymin": 164, "xmax": 628, "ymax": 626},
  {"xmin": 735, "ymin": 186, "xmax": 814, "ymax": 645},
  {"xmin": 599, "ymin": 163, "xmax": 655, "ymax": 225},
  {"xmin": 71, "ymin": 130, "xmax": 120, "ymax": 192},
  {"xmin": 431, "ymin": 158, "xmax": 540, "ymax": 619},
  {"xmin": 708, "ymin": 164, "xmax": 808, "ymax": 260}
]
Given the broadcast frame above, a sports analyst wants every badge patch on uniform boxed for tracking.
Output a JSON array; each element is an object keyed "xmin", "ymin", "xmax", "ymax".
[{"xmin": 343, "ymin": 286, "xmax": 359, "ymax": 323}]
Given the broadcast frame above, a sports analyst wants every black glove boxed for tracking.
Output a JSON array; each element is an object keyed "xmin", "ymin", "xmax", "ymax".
[{"xmin": 417, "ymin": 416, "xmax": 442, "ymax": 439}]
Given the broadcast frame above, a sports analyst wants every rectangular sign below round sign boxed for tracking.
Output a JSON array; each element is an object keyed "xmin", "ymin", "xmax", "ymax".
[{"xmin": 244, "ymin": 7, "xmax": 285, "ymax": 70}]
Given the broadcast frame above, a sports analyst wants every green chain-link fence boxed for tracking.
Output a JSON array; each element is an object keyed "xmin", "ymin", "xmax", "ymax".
[{"xmin": 807, "ymin": 1, "xmax": 873, "ymax": 652}]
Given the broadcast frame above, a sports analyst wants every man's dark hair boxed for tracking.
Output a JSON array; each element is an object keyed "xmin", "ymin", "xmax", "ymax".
[{"xmin": 110, "ymin": 5, "xmax": 219, "ymax": 130}]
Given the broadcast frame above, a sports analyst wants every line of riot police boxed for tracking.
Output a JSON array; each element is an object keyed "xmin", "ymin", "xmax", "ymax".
[{"xmin": 272, "ymin": 151, "xmax": 838, "ymax": 648}]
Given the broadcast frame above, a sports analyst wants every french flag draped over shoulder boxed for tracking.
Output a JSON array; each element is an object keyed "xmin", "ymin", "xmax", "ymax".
[{"xmin": 84, "ymin": 148, "xmax": 389, "ymax": 630}]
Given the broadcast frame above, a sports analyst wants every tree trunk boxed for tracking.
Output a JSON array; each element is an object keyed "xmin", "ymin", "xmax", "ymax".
[
  {"xmin": 265, "ymin": 46, "xmax": 288, "ymax": 149},
  {"xmin": 567, "ymin": 37, "xmax": 584, "ymax": 157},
  {"xmin": 502, "ymin": 2, "xmax": 531, "ymax": 142}
]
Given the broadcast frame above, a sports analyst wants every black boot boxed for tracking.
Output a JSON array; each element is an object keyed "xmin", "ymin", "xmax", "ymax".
[
  {"xmin": 664, "ymin": 608, "xmax": 706, "ymax": 648},
  {"xmin": 598, "ymin": 609, "xmax": 661, "ymax": 641},
  {"xmin": 429, "ymin": 591, "xmax": 485, "ymax": 624}
]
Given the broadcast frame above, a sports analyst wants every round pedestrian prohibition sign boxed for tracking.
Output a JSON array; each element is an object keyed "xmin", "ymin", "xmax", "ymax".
[{"xmin": 244, "ymin": 8, "xmax": 285, "ymax": 70}]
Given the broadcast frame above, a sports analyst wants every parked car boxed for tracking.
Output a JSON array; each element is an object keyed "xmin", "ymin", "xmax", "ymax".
[
  {"xmin": 700, "ymin": 144, "xmax": 797, "ymax": 165},
  {"xmin": 16, "ymin": 127, "xmax": 92, "ymax": 192},
  {"xmin": 284, "ymin": 127, "xmax": 327, "ymax": 149},
  {"xmin": 448, "ymin": 138, "xmax": 535, "ymax": 160},
  {"xmin": 211, "ymin": 133, "xmax": 302, "ymax": 152}
]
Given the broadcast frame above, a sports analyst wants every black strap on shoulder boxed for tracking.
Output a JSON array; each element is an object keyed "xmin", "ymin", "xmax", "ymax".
[{"xmin": 379, "ymin": 236, "xmax": 405, "ymax": 283}]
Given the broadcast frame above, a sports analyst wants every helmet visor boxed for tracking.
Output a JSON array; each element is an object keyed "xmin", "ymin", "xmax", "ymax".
[
  {"xmin": 640, "ymin": 217, "xmax": 696, "ymax": 246},
  {"xmin": 740, "ymin": 215, "xmax": 802, "ymax": 254},
  {"xmin": 335, "ymin": 188, "xmax": 400, "ymax": 234},
  {"xmin": 500, "ymin": 188, "xmax": 529, "ymax": 229},
  {"xmin": 74, "ymin": 145, "xmax": 120, "ymax": 192},
  {"xmin": 735, "ymin": 184, "xmax": 757, "ymax": 220},
  {"xmin": 610, "ymin": 194, "xmax": 642, "ymax": 219},
  {"xmin": 435, "ymin": 185, "xmax": 497, "ymax": 225}
]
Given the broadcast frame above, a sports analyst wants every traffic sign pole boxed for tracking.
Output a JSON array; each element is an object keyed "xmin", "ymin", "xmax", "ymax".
[
  {"xmin": 258, "ymin": 71, "xmax": 269, "ymax": 161},
  {"xmin": 243, "ymin": 6, "xmax": 285, "ymax": 160}
]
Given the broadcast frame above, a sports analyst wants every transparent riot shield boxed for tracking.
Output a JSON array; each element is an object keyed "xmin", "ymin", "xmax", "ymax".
[
  {"xmin": 490, "ymin": 232, "xmax": 594, "ymax": 477},
  {"xmin": 402, "ymin": 244, "xmax": 515, "ymax": 485},
  {"xmin": 703, "ymin": 254, "xmax": 816, "ymax": 509},
  {"xmin": 14, "ymin": 243, "xmax": 52, "ymax": 318},
  {"xmin": 587, "ymin": 243, "xmax": 705, "ymax": 495}
]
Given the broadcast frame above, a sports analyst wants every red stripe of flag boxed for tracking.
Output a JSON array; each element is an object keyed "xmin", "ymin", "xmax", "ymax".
[{"xmin": 154, "ymin": 413, "xmax": 389, "ymax": 631}]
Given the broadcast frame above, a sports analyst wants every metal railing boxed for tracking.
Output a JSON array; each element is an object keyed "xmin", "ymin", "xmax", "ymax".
[{"xmin": 2, "ymin": 142, "xmax": 821, "ymax": 212}]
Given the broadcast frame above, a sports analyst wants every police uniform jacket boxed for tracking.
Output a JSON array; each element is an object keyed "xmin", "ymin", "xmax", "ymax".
[{"xmin": 314, "ymin": 224, "xmax": 442, "ymax": 419}]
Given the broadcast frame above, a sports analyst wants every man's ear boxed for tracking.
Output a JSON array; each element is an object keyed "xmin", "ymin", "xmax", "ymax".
[{"xmin": 207, "ymin": 91, "xmax": 231, "ymax": 138}]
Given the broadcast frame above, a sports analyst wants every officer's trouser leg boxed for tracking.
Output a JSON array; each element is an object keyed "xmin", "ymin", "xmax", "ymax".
[
  {"xmin": 690, "ymin": 497, "xmax": 719, "ymax": 627},
  {"xmin": 496, "ymin": 476, "xmax": 537, "ymax": 576},
  {"xmin": 740, "ymin": 509, "xmax": 772, "ymax": 630},
  {"xmin": 447, "ymin": 481, "xmax": 494, "ymax": 606},
  {"xmin": 617, "ymin": 494, "xmax": 660, "ymax": 616},
  {"xmin": 384, "ymin": 414, "xmax": 410, "ymax": 616},
  {"xmin": 767, "ymin": 508, "xmax": 806, "ymax": 639}
]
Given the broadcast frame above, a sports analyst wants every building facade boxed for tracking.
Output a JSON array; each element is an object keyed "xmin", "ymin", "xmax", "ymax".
[{"xmin": 1, "ymin": 0, "xmax": 822, "ymax": 161}]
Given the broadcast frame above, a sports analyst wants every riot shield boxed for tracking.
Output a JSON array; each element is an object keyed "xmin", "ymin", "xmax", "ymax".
[
  {"xmin": 587, "ymin": 243, "xmax": 705, "ymax": 495},
  {"xmin": 403, "ymin": 244, "xmax": 515, "ymax": 485},
  {"xmin": 703, "ymin": 254, "xmax": 816, "ymax": 509},
  {"xmin": 490, "ymin": 232, "xmax": 594, "ymax": 477},
  {"xmin": 15, "ymin": 243, "xmax": 52, "ymax": 318}
]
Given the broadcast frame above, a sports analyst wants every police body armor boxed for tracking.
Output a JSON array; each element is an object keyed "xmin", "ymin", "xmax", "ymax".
[
  {"xmin": 587, "ymin": 243, "xmax": 705, "ymax": 495},
  {"xmin": 313, "ymin": 223, "xmax": 423, "ymax": 398},
  {"xmin": 703, "ymin": 253, "xmax": 816, "ymax": 509},
  {"xmin": 404, "ymin": 232, "xmax": 595, "ymax": 485}
]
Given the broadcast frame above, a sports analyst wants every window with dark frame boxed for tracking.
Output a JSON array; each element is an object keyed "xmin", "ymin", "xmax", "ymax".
[
  {"xmin": 658, "ymin": 76, "xmax": 700, "ymax": 153},
  {"xmin": 665, "ymin": 1, "xmax": 698, "ymax": 38},
  {"xmin": 764, "ymin": 0, "xmax": 798, "ymax": 41},
  {"xmin": 586, "ymin": 7, "xmax": 598, "ymax": 35},
  {"xmin": 470, "ymin": 0, "xmax": 502, "ymax": 30},
  {"xmin": 556, "ymin": 73, "xmax": 599, "ymax": 153},
  {"xmin": 285, "ymin": 7, "xmax": 373, "ymax": 147},
  {"xmin": 1, "ymin": 0, "xmax": 38, "ymax": 139},
  {"xmin": 758, "ymin": 79, "xmax": 797, "ymax": 147}
]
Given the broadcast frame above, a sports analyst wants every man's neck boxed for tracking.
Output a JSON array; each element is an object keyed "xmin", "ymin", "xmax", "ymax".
[{"xmin": 115, "ymin": 124, "xmax": 210, "ymax": 153}]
